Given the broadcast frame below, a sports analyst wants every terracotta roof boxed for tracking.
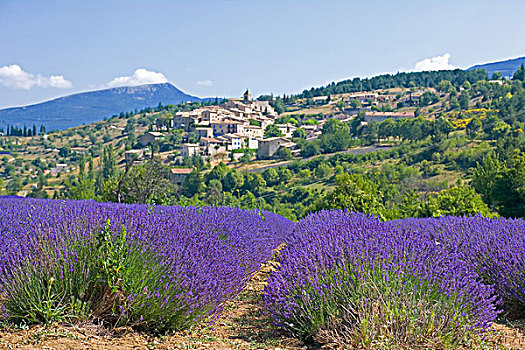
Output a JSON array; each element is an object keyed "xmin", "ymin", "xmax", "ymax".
[
  {"xmin": 201, "ymin": 137, "xmax": 222, "ymax": 143},
  {"xmin": 171, "ymin": 168, "xmax": 193, "ymax": 175}
]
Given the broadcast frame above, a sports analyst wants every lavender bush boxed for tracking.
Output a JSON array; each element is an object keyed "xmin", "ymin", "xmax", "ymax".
[
  {"xmin": 389, "ymin": 216, "xmax": 525, "ymax": 315},
  {"xmin": 0, "ymin": 198, "xmax": 293, "ymax": 331},
  {"xmin": 263, "ymin": 211, "xmax": 501, "ymax": 349}
]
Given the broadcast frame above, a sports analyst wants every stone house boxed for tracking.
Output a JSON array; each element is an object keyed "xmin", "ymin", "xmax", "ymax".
[
  {"xmin": 195, "ymin": 127, "xmax": 214, "ymax": 139},
  {"xmin": 169, "ymin": 168, "xmax": 193, "ymax": 186},
  {"xmin": 200, "ymin": 137, "xmax": 227, "ymax": 156},
  {"xmin": 180, "ymin": 143, "xmax": 200, "ymax": 158},
  {"xmin": 217, "ymin": 133, "xmax": 243, "ymax": 151},
  {"xmin": 138, "ymin": 131, "xmax": 164, "ymax": 146},
  {"xmin": 257, "ymin": 137, "xmax": 295, "ymax": 159}
]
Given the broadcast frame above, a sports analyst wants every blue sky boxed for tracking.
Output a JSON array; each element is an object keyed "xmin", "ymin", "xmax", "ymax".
[{"xmin": 1, "ymin": 0, "xmax": 524, "ymax": 108}]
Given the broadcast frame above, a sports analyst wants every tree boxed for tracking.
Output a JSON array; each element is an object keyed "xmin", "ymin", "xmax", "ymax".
[
  {"xmin": 472, "ymin": 152, "xmax": 525, "ymax": 218},
  {"xmin": 311, "ymin": 173, "xmax": 385, "ymax": 218},
  {"xmin": 192, "ymin": 155, "xmax": 205, "ymax": 170},
  {"xmin": 205, "ymin": 179, "xmax": 224, "ymax": 206},
  {"xmin": 7, "ymin": 177, "xmax": 22, "ymax": 194},
  {"xmin": 244, "ymin": 173, "xmax": 267, "ymax": 197},
  {"xmin": 379, "ymin": 118, "xmax": 396, "ymax": 140},
  {"xmin": 459, "ymin": 91, "xmax": 470, "ymax": 110},
  {"xmin": 320, "ymin": 119, "xmax": 352, "ymax": 152},
  {"xmin": 433, "ymin": 116, "xmax": 454, "ymax": 140},
  {"xmin": 314, "ymin": 163, "xmax": 332, "ymax": 179},
  {"xmin": 222, "ymin": 171, "xmax": 244, "ymax": 192},
  {"xmin": 292, "ymin": 128, "xmax": 307, "ymax": 139},
  {"xmin": 59, "ymin": 145, "xmax": 71, "ymax": 158},
  {"xmin": 322, "ymin": 119, "xmax": 349, "ymax": 135},
  {"xmin": 61, "ymin": 175, "xmax": 96, "ymax": 200},
  {"xmin": 490, "ymin": 121, "xmax": 511, "ymax": 140},
  {"xmin": 111, "ymin": 158, "xmax": 174, "ymax": 204},
  {"xmin": 300, "ymin": 141, "xmax": 321, "ymax": 158},
  {"xmin": 278, "ymin": 168, "xmax": 293, "ymax": 183},
  {"xmin": 472, "ymin": 152, "xmax": 502, "ymax": 207},
  {"xmin": 512, "ymin": 64, "xmax": 525, "ymax": 81},
  {"xmin": 466, "ymin": 117, "xmax": 482, "ymax": 139},
  {"xmin": 491, "ymin": 71, "xmax": 502, "ymax": 80},
  {"xmin": 349, "ymin": 99, "xmax": 362, "ymax": 109},
  {"xmin": 207, "ymin": 162, "xmax": 230, "ymax": 183},
  {"xmin": 101, "ymin": 144, "xmax": 118, "ymax": 180},
  {"xmin": 262, "ymin": 168, "xmax": 279, "ymax": 186},
  {"xmin": 270, "ymin": 98, "xmax": 286, "ymax": 114},
  {"xmin": 277, "ymin": 147, "xmax": 293, "ymax": 160},
  {"xmin": 430, "ymin": 187, "xmax": 491, "ymax": 217},
  {"xmin": 264, "ymin": 124, "xmax": 283, "ymax": 138},
  {"xmin": 239, "ymin": 153, "xmax": 252, "ymax": 163},
  {"xmin": 320, "ymin": 130, "xmax": 352, "ymax": 152},
  {"xmin": 419, "ymin": 91, "xmax": 439, "ymax": 106},
  {"xmin": 437, "ymin": 80, "xmax": 453, "ymax": 93},
  {"xmin": 182, "ymin": 169, "xmax": 204, "ymax": 197},
  {"xmin": 449, "ymin": 96, "xmax": 460, "ymax": 110}
]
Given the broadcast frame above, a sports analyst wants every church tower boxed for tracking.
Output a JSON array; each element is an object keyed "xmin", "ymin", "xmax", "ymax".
[{"xmin": 243, "ymin": 89, "xmax": 252, "ymax": 103}]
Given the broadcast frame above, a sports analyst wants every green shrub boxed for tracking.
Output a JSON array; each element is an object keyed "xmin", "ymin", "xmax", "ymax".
[{"xmin": 4, "ymin": 221, "xmax": 189, "ymax": 331}]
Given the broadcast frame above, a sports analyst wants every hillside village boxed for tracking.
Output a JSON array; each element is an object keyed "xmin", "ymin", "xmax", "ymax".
[
  {"xmin": 130, "ymin": 88, "xmax": 426, "ymax": 184},
  {"xmin": 0, "ymin": 67, "xmax": 522, "ymax": 208},
  {"xmin": 141, "ymin": 89, "xmax": 298, "ymax": 161}
]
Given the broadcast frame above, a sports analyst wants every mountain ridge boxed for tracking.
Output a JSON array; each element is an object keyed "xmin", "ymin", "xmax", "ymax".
[
  {"xmin": 468, "ymin": 56, "xmax": 525, "ymax": 78},
  {"xmin": 0, "ymin": 83, "xmax": 203, "ymax": 131}
]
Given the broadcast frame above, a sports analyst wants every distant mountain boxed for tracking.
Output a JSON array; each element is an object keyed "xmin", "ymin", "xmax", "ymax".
[
  {"xmin": 468, "ymin": 56, "xmax": 525, "ymax": 78},
  {"xmin": 0, "ymin": 83, "xmax": 203, "ymax": 131}
]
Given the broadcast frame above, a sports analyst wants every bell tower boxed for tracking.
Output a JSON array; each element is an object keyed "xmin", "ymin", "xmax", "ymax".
[{"xmin": 243, "ymin": 89, "xmax": 252, "ymax": 103}]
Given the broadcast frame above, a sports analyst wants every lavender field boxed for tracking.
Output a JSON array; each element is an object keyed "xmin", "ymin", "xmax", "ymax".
[
  {"xmin": 1, "ymin": 199, "xmax": 525, "ymax": 348},
  {"xmin": 263, "ymin": 211, "xmax": 525, "ymax": 348},
  {"xmin": 0, "ymin": 197, "xmax": 293, "ymax": 331}
]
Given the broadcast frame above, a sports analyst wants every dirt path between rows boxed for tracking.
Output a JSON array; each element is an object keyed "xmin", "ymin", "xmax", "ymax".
[{"xmin": 1, "ymin": 262, "xmax": 525, "ymax": 349}]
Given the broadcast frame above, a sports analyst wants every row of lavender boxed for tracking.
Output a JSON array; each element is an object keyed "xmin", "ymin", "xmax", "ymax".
[
  {"xmin": 0, "ymin": 198, "xmax": 293, "ymax": 330},
  {"xmin": 263, "ymin": 211, "xmax": 525, "ymax": 348}
]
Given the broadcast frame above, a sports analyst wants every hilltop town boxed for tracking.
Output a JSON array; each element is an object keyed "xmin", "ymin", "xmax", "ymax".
[
  {"xmin": 129, "ymin": 87, "xmax": 424, "ymax": 182},
  {"xmin": 0, "ymin": 67, "xmax": 522, "ymax": 224}
]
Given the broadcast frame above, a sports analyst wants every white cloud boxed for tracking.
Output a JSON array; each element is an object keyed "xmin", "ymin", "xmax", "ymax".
[
  {"xmin": 0, "ymin": 64, "xmax": 73, "ymax": 89},
  {"xmin": 107, "ymin": 68, "xmax": 168, "ymax": 87},
  {"xmin": 196, "ymin": 80, "xmax": 213, "ymax": 87},
  {"xmin": 414, "ymin": 53, "xmax": 457, "ymax": 72}
]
